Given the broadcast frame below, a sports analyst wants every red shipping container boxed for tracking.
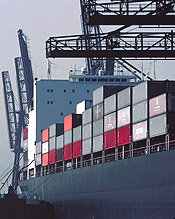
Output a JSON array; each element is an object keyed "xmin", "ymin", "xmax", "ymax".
[
  {"xmin": 42, "ymin": 128, "xmax": 49, "ymax": 143},
  {"xmin": 49, "ymin": 149, "xmax": 56, "ymax": 165},
  {"xmin": 73, "ymin": 141, "xmax": 81, "ymax": 158},
  {"xmin": 64, "ymin": 144, "xmax": 72, "ymax": 160},
  {"xmin": 64, "ymin": 114, "xmax": 72, "ymax": 132},
  {"xmin": 42, "ymin": 153, "xmax": 48, "ymax": 166},
  {"xmin": 117, "ymin": 125, "xmax": 130, "ymax": 146},
  {"xmin": 104, "ymin": 130, "xmax": 116, "ymax": 150},
  {"xmin": 23, "ymin": 128, "xmax": 28, "ymax": 140}
]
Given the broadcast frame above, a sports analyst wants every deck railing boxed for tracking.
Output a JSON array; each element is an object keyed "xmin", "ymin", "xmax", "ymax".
[{"xmin": 23, "ymin": 139, "xmax": 175, "ymax": 180}]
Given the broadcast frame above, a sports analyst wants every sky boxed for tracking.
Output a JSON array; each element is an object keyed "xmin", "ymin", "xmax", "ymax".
[{"xmin": 0, "ymin": 0, "xmax": 175, "ymax": 192}]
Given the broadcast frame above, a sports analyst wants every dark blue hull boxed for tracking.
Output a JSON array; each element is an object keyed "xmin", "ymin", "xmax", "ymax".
[{"xmin": 20, "ymin": 149, "xmax": 175, "ymax": 219}]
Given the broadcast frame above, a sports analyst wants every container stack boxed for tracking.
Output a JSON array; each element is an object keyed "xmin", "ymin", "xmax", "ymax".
[
  {"xmin": 104, "ymin": 94, "xmax": 117, "ymax": 150},
  {"xmin": 92, "ymin": 86, "xmax": 125, "ymax": 156},
  {"xmin": 149, "ymin": 93, "xmax": 175, "ymax": 139},
  {"xmin": 56, "ymin": 134, "xmax": 64, "ymax": 163},
  {"xmin": 117, "ymin": 88, "xmax": 132, "ymax": 147},
  {"xmin": 64, "ymin": 114, "xmax": 82, "ymax": 163},
  {"xmin": 35, "ymin": 141, "xmax": 41, "ymax": 166},
  {"xmin": 76, "ymin": 100, "xmax": 92, "ymax": 114},
  {"xmin": 42, "ymin": 128, "xmax": 49, "ymax": 167},
  {"xmin": 82, "ymin": 108, "xmax": 92, "ymax": 160},
  {"xmin": 23, "ymin": 128, "xmax": 28, "ymax": 179},
  {"xmin": 73, "ymin": 126, "xmax": 82, "ymax": 167},
  {"xmin": 132, "ymin": 82, "xmax": 148, "ymax": 143},
  {"xmin": 49, "ymin": 124, "xmax": 64, "ymax": 169}
]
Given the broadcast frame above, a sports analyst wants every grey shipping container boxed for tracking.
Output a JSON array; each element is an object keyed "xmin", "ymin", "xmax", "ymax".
[
  {"xmin": 36, "ymin": 153, "xmax": 42, "ymax": 166},
  {"xmin": 132, "ymin": 80, "xmax": 175, "ymax": 105},
  {"xmin": 49, "ymin": 123, "xmax": 64, "ymax": 138},
  {"xmin": 82, "ymin": 139, "xmax": 92, "ymax": 155},
  {"xmin": 64, "ymin": 130, "xmax": 72, "ymax": 145},
  {"xmin": 117, "ymin": 106, "xmax": 130, "ymax": 128},
  {"xmin": 36, "ymin": 141, "xmax": 41, "ymax": 154},
  {"xmin": 93, "ymin": 135, "xmax": 103, "ymax": 153},
  {"xmin": 93, "ymin": 103, "xmax": 103, "ymax": 122},
  {"xmin": 73, "ymin": 126, "xmax": 81, "ymax": 142},
  {"xmin": 149, "ymin": 114, "xmax": 167, "ymax": 138},
  {"xmin": 117, "ymin": 87, "xmax": 131, "ymax": 110},
  {"xmin": 82, "ymin": 123, "xmax": 92, "ymax": 140},
  {"xmin": 56, "ymin": 135, "xmax": 64, "ymax": 149},
  {"xmin": 93, "ymin": 85, "xmax": 126, "ymax": 106},
  {"xmin": 104, "ymin": 112, "xmax": 116, "ymax": 133},
  {"xmin": 93, "ymin": 119, "xmax": 103, "ymax": 137},
  {"xmin": 133, "ymin": 120, "xmax": 147, "ymax": 142},
  {"xmin": 76, "ymin": 100, "xmax": 93, "ymax": 114},
  {"xmin": 56, "ymin": 148, "xmax": 63, "ymax": 162},
  {"xmin": 49, "ymin": 136, "xmax": 56, "ymax": 151},
  {"xmin": 133, "ymin": 101, "xmax": 147, "ymax": 124},
  {"xmin": 82, "ymin": 108, "xmax": 92, "ymax": 125},
  {"xmin": 104, "ymin": 94, "xmax": 116, "ymax": 115},
  {"xmin": 149, "ymin": 113, "xmax": 175, "ymax": 138}
]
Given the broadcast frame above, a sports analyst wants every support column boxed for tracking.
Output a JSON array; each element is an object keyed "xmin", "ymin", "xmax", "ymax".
[
  {"xmin": 129, "ymin": 143, "xmax": 133, "ymax": 158},
  {"xmin": 80, "ymin": 156, "xmax": 83, "ymax": 168},
  {"xmin": 62, "ymin": 161, "xmax": 65, "ymax": 172},
  {"xmin": 165, "ymin": 134, "xmax": 170, "ymax": 151},
  {"xmin": 102, "ymin": 150, "xmax": 105, "ymax": 163},
  {"xmin": 91, "ymin": 153, "xmax": 93, "ymax": 166},
  {"xmin": 115, "ymin": 147, "xmax": 118, "ymax": 161},
  {"xmin": 146, "ymin": 139, "xmax": 150, "ymax": 155},
  {"xmin": 122, "ymin": 145, "xmax": 124, "ymax": 159}
]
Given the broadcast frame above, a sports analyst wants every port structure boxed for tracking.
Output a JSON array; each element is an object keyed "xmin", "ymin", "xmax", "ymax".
[
  {"xmin": 83, "ymin": 0, "xmax": 175, "ymax": 25},
  {"xmin": 47, "ymin": 0, "xmax": 155, "ymax": 80},
  {"xmin": 46, "ymin": 0, "xmax": 175, "ymax": 79},
  {"xmin": 1, "ymin": 30, "xmax": 33, "ymax": 193},
  {"xmin": 46, "ymin": 31, "xmax": 175, "ymax": 59}
]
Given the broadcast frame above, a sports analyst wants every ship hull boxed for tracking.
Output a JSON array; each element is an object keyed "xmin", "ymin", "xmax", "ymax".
[{"xmin": 20, "ymin": 149, "xmax": 175, "ymax": 219}]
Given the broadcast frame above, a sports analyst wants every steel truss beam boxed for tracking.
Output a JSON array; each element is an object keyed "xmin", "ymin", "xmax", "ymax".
[
  {"xmin": 2, "ymin": 71, "xmax": 19, "ymax": 150},
  {"xmin": 83, "ymin": 0, "xmax": 175, "ymax": 25},
  {"xmin": 46, "ymin": 31, "xmax": 175, "ymax": 59},
  {"xmin": 18, "ymin": 29, "xmax": 33, "ymax": 109},
  {"xmin": 15, "ymin": 57, "xmax": 29, "ymax": 127}
]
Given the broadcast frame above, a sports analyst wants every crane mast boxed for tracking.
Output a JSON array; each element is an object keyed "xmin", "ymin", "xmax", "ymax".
[{"xmin": 2, "ymin": 30, "xmax": 33, "ymax": 193}]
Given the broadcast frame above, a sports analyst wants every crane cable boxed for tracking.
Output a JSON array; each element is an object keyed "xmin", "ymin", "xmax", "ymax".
[{"xmin": 0, "ymin": 153, "xmax": 25, "ymax": 192}]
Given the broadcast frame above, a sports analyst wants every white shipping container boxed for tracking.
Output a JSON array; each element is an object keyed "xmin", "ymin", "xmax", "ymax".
[
  {"xmin": 23, "ymin": 139, "xmax": 28, "ymax": 150},
  {"xmin": 117, "ymin": 106, "xmax": 130, "ymax": 128},
  {"xmin": 76, "ymin": 100, "xmax": 92, "ymax": 114},
  {"xmin": 42, "ymin": 141, "xmax": 49, "ymax": 154},
  {"xmin": 133, "ymin": 121, "xmax": 147, "ymax": 142},
  {"xmin": 149, "ymin": 93, "xmax": 166, "ymax": 118}
]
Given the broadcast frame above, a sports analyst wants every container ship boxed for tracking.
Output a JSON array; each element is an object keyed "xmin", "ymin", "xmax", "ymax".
[{"xmin": 18, "ymin": 77, "xmax": 175, "ymax": 219}]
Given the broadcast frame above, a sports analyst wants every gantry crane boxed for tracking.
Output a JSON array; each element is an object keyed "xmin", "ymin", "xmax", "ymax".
[{"xmin": 2, "ymin": 29, "xmax": 33, "ymax": 193}]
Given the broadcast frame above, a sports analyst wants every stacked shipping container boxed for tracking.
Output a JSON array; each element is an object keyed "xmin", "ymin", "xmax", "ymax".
[
  {"xmin": 132, "ymin": 82, "xmax": 148, "ymax": 142},
  {"xmin": 64, "ymin": 114, "xmax": 82, "ymax": 161},
  {"xmin": 23, "ymin": 128, "xmax": 28, "ymax": 179},
  {"xmin": 82, "ymin": 108, "xmax": 92, "ymax": 156},
  {"xmin": 49, "ymin": 123, "xmax": 64, "ymax": 165},
  {"xmin": 32, "ymin": 81, "xmax": 175, "ymax": 176},
  {"xmin": 149, "ymin": 93, "xmax": 175, "ymax": 138},
  {"xmin": 104, "ymin": 94, "xmax": 117, "ymax": 150},
  {"xmin": 42, "ymin": 128, "xmax": 49, "ymax": 166},
  {"xmin": 117, "ymin": 87, "xmax": 132, "ymax": 146}
]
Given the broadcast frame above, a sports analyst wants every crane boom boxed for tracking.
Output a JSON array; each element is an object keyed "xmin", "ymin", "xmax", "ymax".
[{"xmin": 18, "ymin": 29, "xmax": 33, "ymax": 109}]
